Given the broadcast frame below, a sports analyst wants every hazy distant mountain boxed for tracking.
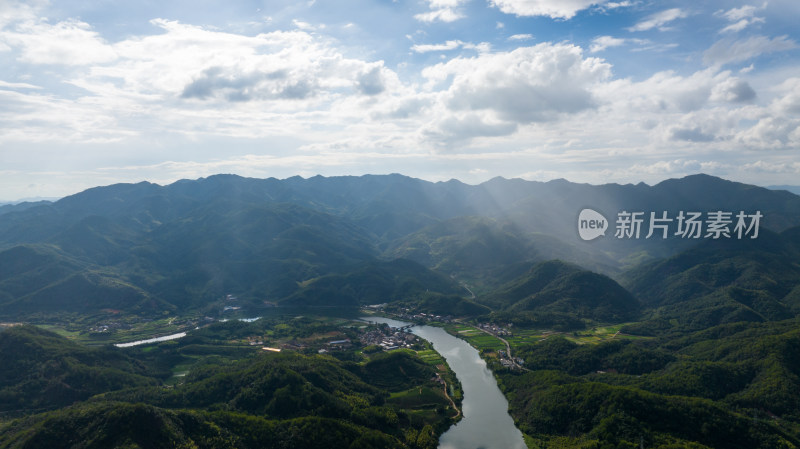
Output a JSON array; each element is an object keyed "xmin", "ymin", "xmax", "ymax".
[
  {"xmin": 0, "ymin": 200, "xmax": 54, "ymax": 216},
  {"xmin": 1, "ymin": 173, "xmax": 799, "ymax": 320},
  {"xmin": 768, "ymin": 185, "xmax": 800, "ymax": 196}
]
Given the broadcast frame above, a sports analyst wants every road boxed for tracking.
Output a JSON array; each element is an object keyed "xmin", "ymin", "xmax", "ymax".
[
  {"xmin": 441, "ymin": 378, "xmax": 461, "ymax": 418},
  {"xmin": 473, "ymin": 326, "xmax": 529, "ymax": 371}
]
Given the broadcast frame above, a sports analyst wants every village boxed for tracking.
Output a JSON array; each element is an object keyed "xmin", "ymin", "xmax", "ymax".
[{"xmin": 359, "ymin": 323, "xmax": 420, "ymax": 351}]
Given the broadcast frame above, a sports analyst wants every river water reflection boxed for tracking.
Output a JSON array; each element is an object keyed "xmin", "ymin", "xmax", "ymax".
[{"xmin": 363, "ymin": 317, "xmax": 526, "ymax": 449}]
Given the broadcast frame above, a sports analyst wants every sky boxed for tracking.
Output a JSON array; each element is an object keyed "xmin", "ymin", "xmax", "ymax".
[{"xmin": 1, "ymin": 0, "xmax": 799, "ymax": 201}]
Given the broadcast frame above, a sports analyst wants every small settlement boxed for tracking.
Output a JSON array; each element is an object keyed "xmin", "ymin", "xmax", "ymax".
[{"xmin": 360, "ymin": 324, "xmax": 419, "ymax": 350}]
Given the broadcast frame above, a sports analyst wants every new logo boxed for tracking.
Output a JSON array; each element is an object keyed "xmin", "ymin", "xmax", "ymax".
[{"xmin": 578, "ymin": 208, "xmax": 608, "ymax": 241}]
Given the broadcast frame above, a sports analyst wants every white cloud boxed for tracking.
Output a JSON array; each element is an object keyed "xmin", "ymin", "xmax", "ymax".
[
  {"xmin": 772, "ymin": 77, "xmax": 800, "ymax": 114},
  {"xmin": 421, "ymin": 43, "xmax": 611, "ymax": 143},
  {"xmin": 716, "ymin": 4, "xmax": 766, "ymax": 33},
  {"xmin": 718, "ymin": 4, "xmax": 763, "ymax": 22},
  {"xmin": 710, "ymin": 77, "xmax": 756, "ymax": 103},
  {"xmin": 411, "ymin": 40, "xmax": 464, "ymax": 53},
  {"xmin": 0, "ymin": 80, "xmax": 41, "ymax": 89},
  {"xmin": 627, "ymin": 159, "xmax": 721, "ymax": 175},
  {"xmin": 590, "ymin": 35, "xmax": 626, "ymax": 52},
  {"xmin": 0, "ymin": 18, "xmax": 409, "ymax": 146},
  {"xmin": 737, "ymin": 117, "xmax": 800, "ymax": 149},
  {"xmin": 0, "ymin": 18, "xmax": 117, "ymax": 65},
  {"xmin": 604, "ymin": 1, "xmax": 633, "ymax": 9},
  {"xmin": 598, "ymin": 69, "xmax": 756, "ymax": 114},
  {"xmin": 423, "ymin": 112, "xmax": 519, "ymax": 145},
  {"xmin": 292, "ymin": 19, "xmax": 315, "ymax": 31},
  {"xmin": 742, "ymin": 160, "xmax": 800, "ymax": 173},
  {"xmin": 508, "ymin": 34, "xmax": 533, "ymax": 41},
  {"xmin": 0, "ymin": 0, "xmax": 41, "ymax": 30},
  {"xmin": 411, "ymin": 40, "xmax": 491, "ymax": 53},
  {"xmin": 415, "ymin": 0, "xmax": 467, "ymax": 23},
  {"xmin": 489, "ymin": 0, "xmax": 610, "ymax": 20},
  {"xmin": 703, "ymin": 35, "xmax": 797, "ymax": 67},
  {"xmin": 2, "ymin": 2, "xmax": 800, "ymax": 197},
  {"xmin": 627, "ymin": 8, "xmax": 688, "ymax": 32},
  {"xmin": 739, "ymin": 64, "xmax": 755, "ymax": 73}
]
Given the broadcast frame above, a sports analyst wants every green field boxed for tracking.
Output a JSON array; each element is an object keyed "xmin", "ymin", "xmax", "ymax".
[
  {"xmin": 505, "ymin": 328, "xmax": 548, "ymax": 347},
  {"xmin": 388, "ymin": 386, "xmax": 447, "ymax": 409},
  {"xmin": 503, "ymin": 324, "xmax": 650, "ymax": 351},
  {"xmin": 416, "ymin": 349, "xmax": 445, "ymax": 366},
  {"xmin": 445, "ymin": 324, "xmax": 506, "ymax": 351},
  {"xmin": 39, "ymin": 316, "xmax": 191, "ymax": 346}
]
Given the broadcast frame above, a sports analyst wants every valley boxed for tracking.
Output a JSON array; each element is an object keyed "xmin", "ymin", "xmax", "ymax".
[{"xmin": 2, "ymin": 173, "xmax": 800, "ymax": 448}]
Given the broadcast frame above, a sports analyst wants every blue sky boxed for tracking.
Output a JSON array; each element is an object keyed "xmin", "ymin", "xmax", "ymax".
[{"xmin": 1, "ymin": 0, "xmax": 799, "ymax": 200}]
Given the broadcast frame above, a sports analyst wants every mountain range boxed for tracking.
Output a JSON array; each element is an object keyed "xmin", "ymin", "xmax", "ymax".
[{"xmin": 1, "ymin": 173, "xmax": 799, "ymax": 327}]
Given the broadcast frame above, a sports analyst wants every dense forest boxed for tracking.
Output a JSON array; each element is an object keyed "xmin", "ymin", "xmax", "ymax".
[{"xmin": 0, "ymin": 319, "xmax": 457, "ymax": 448}]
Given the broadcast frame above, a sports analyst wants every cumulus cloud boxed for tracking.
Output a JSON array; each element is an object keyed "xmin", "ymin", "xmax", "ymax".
[
  {"xmin": 772, "ymin": 78, "xmax": 800, "ymax": 114},
  {"xmin": 423, "ymin": 113, "xmax": 519, "ymax": 144},
  {"xmin": 90, "ymin": 20, "xmax": 398, "ymax": 105},
  {"xmin": 356, "ymin": 64, "xmax": 387, "ymax": 96},
  {"xmin": 420, "ymin": 43, "xmax": 610, "ymax": 143},
  {"xmin": 489, "ymin": 0, "xmax": 610, "ymax": 20},
  {"xmin": 2, "ymin": 1, "xmax": 799, "ymax": 192},
  {"xmin": 627, "ymin": 159, "xmax": 723, "ymax": 175},
  {"xmin": 703, "ymin": 35, "xmax": 797, "ymax": 67},
  {"xmin": 0, "ymin": 0, "xmax": 40, "ymax": 30},
  {"xmin": 428, "ymin": 43, "xmax": 610, "ymax": 121},
  {"xmin": 670, "ymin": 127, "xmax": 715, "ymax": 142},
  {"xmin": 627, "ymin": 8, "xmax": 688, "ymax": 32},
  {"xmin": 710, "ymin": 77, "xmax": 756, "ymax": 103},
  {"xmin": 737, "ymin": 116, "xmax": 800, "ymax": 149},
  {"xmin": 598, "ymin": 69, "xmax": 725, "ymax": 113},
  {"xmin": 0, "ymin": 17, "xmax": 408, "ymax": 146},
  {"xmin": 742, "ymin": 160, "xmax": 800, "ymax": 173},
  {"xmin": 181, "ymin": 67, "xmax": 300, "ymax": 101}
]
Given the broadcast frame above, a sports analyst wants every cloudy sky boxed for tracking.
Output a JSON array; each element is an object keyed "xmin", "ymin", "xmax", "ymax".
[{"xmin": 1, "ymin": 0, "xmax": 799, "ymax": 200}]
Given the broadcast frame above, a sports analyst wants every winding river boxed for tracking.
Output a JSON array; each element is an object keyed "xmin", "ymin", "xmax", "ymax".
[{"xmin": 364, "ymin": 317, "xmax": 526, "ymax": 449}]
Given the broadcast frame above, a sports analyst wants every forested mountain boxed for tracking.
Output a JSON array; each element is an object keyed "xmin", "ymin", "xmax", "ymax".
[
  {"xmin": 623, "ymin": 226, "xmax": 800, "ymax": 330},
  {"xmin": 0, "ymin": 325, "xmax": 160, "ymax": 413},
  {"xmin": 1, "ymin": 173, "xmax": 798, "ymax": 320},
  {"xmin": 479, "ymin": 260, "xmax": 640, "ymax": 322}
]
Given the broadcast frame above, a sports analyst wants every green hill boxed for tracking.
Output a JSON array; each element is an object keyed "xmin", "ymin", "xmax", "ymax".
[
  {"xmin": 0, "ymin": 325, "xmax": 159, "ymax": 413},
  {"xmin": 0, "ymin": 325, "xmax": 451, "ymax": 449},
  {"xmin": 623, "ymin": 226, "xmax": 800, "ymax": 330},
  {"xmin": 480, "ymin": 260, "xmax": 640, "ymax": 322},
  {"xmin": 0, "ymin": 401, "xmax": 406, "ymax": 449}
]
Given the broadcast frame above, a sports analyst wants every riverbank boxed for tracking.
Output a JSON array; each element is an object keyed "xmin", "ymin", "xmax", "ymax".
[{"xmin": 366, "ymin": 316, "xmax": 526, "ymax": 449}]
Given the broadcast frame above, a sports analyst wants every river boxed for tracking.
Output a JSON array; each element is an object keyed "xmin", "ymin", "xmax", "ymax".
[
  {"xmin": 363, "ymin": 317, "xmax": 526, "ymax": 449},
  {"xmin": 114, "ymin": 332, "xmax": 187, "ymax": 348}
]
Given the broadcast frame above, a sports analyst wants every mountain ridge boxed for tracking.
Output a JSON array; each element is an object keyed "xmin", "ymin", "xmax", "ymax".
[{"xmin": 1, "ymin": 173, "xmax": 799, "ymax": 322}]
